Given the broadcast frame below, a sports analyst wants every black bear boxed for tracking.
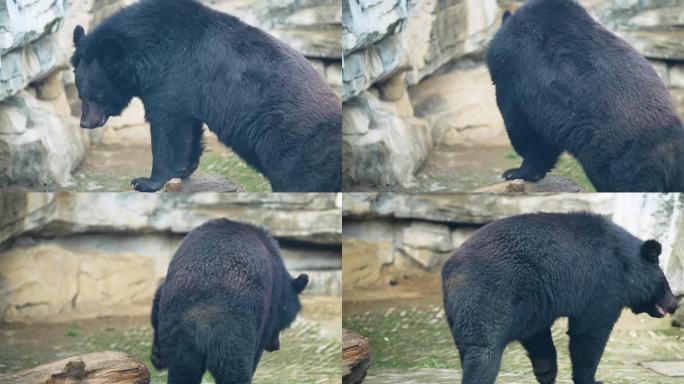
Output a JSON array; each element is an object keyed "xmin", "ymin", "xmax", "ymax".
[
  {"xmin": 150, "ymin": 219, "xmax": 309, "ymax": 384},
  {"xmin": 71, "ymin": 0, "xmax": 341, "ymax": 192},
  {"xmin": 442, "ymin": 212, "xmax": 679, "ymax": 384},
  {"xmin": 487, "ymin": 0, "xmax": 684, "ymax": 192}
]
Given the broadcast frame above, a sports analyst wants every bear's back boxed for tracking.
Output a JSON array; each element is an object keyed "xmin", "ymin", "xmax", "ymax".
[
  {"xmin": 448, "ymin": 212, "xmax": 639, "ymax": 272},
  {"xmin": 165, "ymin": 219, "xmax": 286, "ymax": 296}
]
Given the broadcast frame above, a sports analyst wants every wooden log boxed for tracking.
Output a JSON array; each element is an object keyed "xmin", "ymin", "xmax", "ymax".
[
  {"xmin": 0, "ymin": 351, "xmax": 150, "ymax": 384},
  {"xmin": 161, "ymin": 176, "xmax": 246, "ymax": 192},
  {"xmin": 342, "ymin": 328, "xmax": 371, "ymax": 384},
  {"xmin": 473, "ymin": 174, "xmax": 585, "ymax": 193}
]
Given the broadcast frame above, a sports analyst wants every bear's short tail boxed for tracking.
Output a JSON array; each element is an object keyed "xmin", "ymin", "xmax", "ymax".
[{"xmin": 502, "ymin": 10, "xmax": 512, "ymax": 23}]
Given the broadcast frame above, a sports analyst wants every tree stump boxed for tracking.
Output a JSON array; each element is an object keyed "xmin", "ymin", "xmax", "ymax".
[
  {"xmin": 342, "ymin": 328, "xmax": 371, "ymax": 384},
  {"xmin": 0, "ymin": 351, "xmax": 150, "ymax": 384}
]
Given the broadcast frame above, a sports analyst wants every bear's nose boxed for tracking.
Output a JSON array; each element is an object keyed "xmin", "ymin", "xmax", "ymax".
[{"xmin": 79, "ymin": 102, "xmax": 108, "ymax": 129}]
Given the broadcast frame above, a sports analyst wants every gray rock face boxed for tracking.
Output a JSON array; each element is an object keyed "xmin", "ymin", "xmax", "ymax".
[
  {"xmin": 673, "ymin": 297, "xmax": 684, "ymax": 327},
  {"xmin": 342, "ymin": 0, "xmax": 408, "ymax": 54},
  {"xmin": 397, "ymin": 221, "xmax": 452, "ymax": 269},
  {"xmin": 0, "ymin": 0, "xmax": 66, "ymax": 56},
  {"xmin": 344, "ymin": 193, "xmax": 684, "ymax": 301},
  {"xmin": 342, "ymin": 0, "xmax": 499, "ymax": 188},
  {"xmin": 592, "ymin": 0, "xmax": 684, "ymax": 60},
  {"xmin": 0, "ymin": 0, "xmax": 104, "ymax": 186},
  {"xmin": 343, "ymin": 91, "xmax": 432, "ymax": 188},
  {"xmin": 343, "ymin": 193, "xmax": 615, "ymax": 224},
  {"xmin": 0, "ymin": 27, "xmax": 65, "ymax": 100},
  {"xmin": 204, "ymin": 0, "xmax": 342, "ymax": 59},
  {"xmin": 343, "ymin": 34, "xmax": 406, "ymax": 101},
  {"xmin": 342, "ymin": 0, "xmax": 499, "ymax": 100},
  {"xmin": 0, "ymin": 91, "xmax": 87, "ymax": 186},
  {"xmin": 1, "ymin": 192, "xmax": 342, "ymax": 245}
]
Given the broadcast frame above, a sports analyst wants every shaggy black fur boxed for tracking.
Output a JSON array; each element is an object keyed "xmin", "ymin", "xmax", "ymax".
[
  {"xmin": 487, "ymin": 0, "xmax": 684, "ymax": 192},
  {"xmin": 71, "ymin": 0, "xmax": 341, "ymax": 192},
  {"xmin": 151, "ymin": 219, "xmax": 308, "ymax": 384},
  {"xmin": 442, "ymin": 212, "xmax": 679, "ymax": 384}
]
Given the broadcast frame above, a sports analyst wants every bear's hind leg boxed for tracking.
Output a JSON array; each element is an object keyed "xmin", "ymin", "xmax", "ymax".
[
  {"xmin": 459, "ymin": 344, "xmax": 504, "ymax": 384},
  {"xmin": 503, "ymin": 139, "xmax": 561, "ymax": 182},
  {"xmin": 568, "ymin": 317, "xmax": 614, "ymax": 384},
  {"xmin": 207, "ymin": 354, "xmax": 253, "ymax": 384},
  {"xmin": 498, "ymin": 96, "xmax": 561, "ymax": 182},
  {"xmin": 166, "ymin": 351, "xmax": 205, "ymax": 384},
  {"xmin": 520, "ymin": 327, "xmax": 557, "ymax": 384},
  {"xmin": 132, "ymin": 112, "xmax": 203, "ymax": 192}
]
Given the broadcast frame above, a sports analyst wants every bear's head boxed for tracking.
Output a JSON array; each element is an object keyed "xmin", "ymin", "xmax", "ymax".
[
  {"xmin": 265, "ymin": 273, "xmax": 308, "ymax": 352},
  {"xmin": 630, "ymin": 240, "xmax": 679, "ymax": 318},
  {"xmin": 71, "ymin": 25, "xmax": 132, "ymax": 129}
]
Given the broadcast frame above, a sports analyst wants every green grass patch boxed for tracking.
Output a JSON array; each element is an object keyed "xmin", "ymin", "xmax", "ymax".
[
  {"xmin": 343, "ymin": 307, "xmax": 458, "ymax": 371},
  {"xmin": 64, "ymin": 326, "xmax": 80, "ymax": 338},
  {"xmin": 502, "ymin": 150, "xmax": 596, "ymax": 192},
  {"xmin": 197, "ymin": 151, "xmax": 270, "ymax": 192},
  {"xmin": 552, "ymin": 154, "xmax": 595, "ymax": 192},
  {"xmin": 504, "ymin": 149, "xmax": 520, "ymax": 160}
]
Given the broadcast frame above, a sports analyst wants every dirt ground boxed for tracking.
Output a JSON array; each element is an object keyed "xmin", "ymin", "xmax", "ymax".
[
  {"xmin": 18, "ymin": 125, "xmax": 271, "ymax": 192},
  {"xmin": 345, "ymin": 145, "xmax": 595, "ymax": 193},
  {"xmin": 408, "ymin": 145, "xmax": 595, "ymax": 193},
  {"xmin": 343, "ymin": 274, "xmax": 684, "ymax": 384},
  {"xmin": 0, "ymin": 296, "xmax": 340, "ymax": 384}
]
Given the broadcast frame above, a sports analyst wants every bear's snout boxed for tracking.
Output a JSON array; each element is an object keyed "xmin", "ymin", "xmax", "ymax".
[{"xmin": 80, "ymin": 101, "xmax": 108, "ymax": 129}]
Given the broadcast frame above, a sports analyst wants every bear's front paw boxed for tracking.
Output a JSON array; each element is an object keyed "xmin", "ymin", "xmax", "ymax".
[
  {"xmin": 534, "ymin": 371, "xmax": 556, "ymax": 384},
  {"xmin": 503, "ymin": 167, "xmax": 526, "ymax": 180},
  {"xmin": 150, "ymin": 348, "xmax": 167, "ymax": 370},
  {"xmin": 131, "ymin": 177, "xmax": 166, "ymax": 192}
]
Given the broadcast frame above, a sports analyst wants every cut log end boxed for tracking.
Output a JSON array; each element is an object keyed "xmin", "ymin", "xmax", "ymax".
[
  {"xmin": 0, "ymin": 351, "xmax": 151, "ymax": 384},
  {"xmin": 343, "ymin": 328, "xmax": 371, "ymax": 384}
]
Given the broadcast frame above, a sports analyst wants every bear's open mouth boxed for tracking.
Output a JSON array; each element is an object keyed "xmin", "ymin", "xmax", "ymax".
[
  {"xmin": 656, "ymin": 304, "xmax": 666, "ymax": 317},
  {"xmin": 96, "ymin": 115, "xmax": 109, "ymax": 127}
]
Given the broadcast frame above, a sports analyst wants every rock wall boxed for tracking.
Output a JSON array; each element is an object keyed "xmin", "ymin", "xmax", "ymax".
[
  {"xmin": 342, "ymin": 0, "xmax": 499, "ymax": 188},
  {"xmin": 0, "ymin": 0, "xmax": 341, "ymax": 187},
  {"xmin": 0, "ymin": 192, "xmax": 342, "ymax": 323},
  {"xmin": 201, "ymin": 0, "xmax": 342, "ymax": 94},
  {"xmin": 343, "ymin": 193, "xmax": 684, "ymax": 297},
  {"xmin": 0, "ymin": 0, "xmax": 138, "ymax": 188},
  {"xmin": 342, "ymin": 0, "xmax": 684, "ymax": 189}
]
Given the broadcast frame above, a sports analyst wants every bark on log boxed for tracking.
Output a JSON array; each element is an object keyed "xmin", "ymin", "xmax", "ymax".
[
  {"xmin": 161, "ymin": 176, "xmax": 245, "ymax": 192},
  {"xmin": 342, "ymin": 328, "xmax": 371, "ymax": 384},
  {"xmin": 0, "ymin": 351, "xmax": 150, "ymax": 384},
  {"xmin": 473, "ymin": 175, "xmax": 585, "ymax": 193}
]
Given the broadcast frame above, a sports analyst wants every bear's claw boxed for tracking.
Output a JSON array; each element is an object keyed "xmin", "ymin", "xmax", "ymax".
[
  {"xmin": 131, "ymin": 177, "xmax": 166, "ymax": 192},
  {"xmin": 502, "ymin": 167, "xmax": 544, "ymax": 182}
]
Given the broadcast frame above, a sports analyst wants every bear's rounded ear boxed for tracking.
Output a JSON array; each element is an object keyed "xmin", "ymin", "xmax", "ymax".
[
  {"xmin": 641, "ymin": 239, "xmax": 662, "ymax": 263},
  {"xmin": 292, "ymin": 274, "xmax": 309, "ymax": 294},
  {"xmin": 73, "ymin": 25, "xmax": 85, "ymax": 46}
]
